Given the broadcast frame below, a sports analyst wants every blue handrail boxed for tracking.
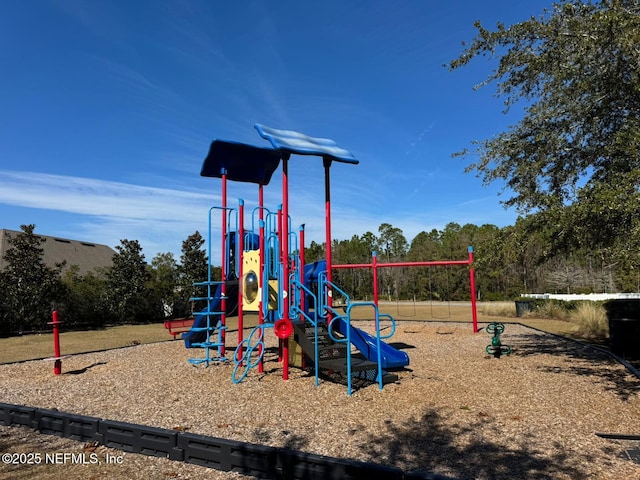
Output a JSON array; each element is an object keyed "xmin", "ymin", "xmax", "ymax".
[
  {"xmin": 325, "ymin": 313, "xmax": 354, "ymax": 394},
  {"xmin": 265, "ymin": 211, "xmax": 279, "ymax": 279},
  {"xmin": 290, "ymin": 278, "xmax": 320, "ymax": 388},
  {"xmin": 317, "ymin": 272, "xmax": 393, "ymax": 395},
  {"xmin": 347, "ymin": 302, "xmax": 384, "ymax": 390},
  {"xmin": 318, "ymin": 273, "xmax": 355, "ymax": 394},
  {"xmin": 317, "ymin": 272, "xmax": 351, "ymax": 319},
  {"xmin": 250, "ymin": 206, "xmax": 271, "ymax": 233},
  {"xmin": 378, "ymin": 313, "xmax": 397, "ymax": 340}
]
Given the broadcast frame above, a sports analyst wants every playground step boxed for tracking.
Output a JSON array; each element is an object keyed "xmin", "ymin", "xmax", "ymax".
[
  {"xmin": 382, "ymin": 372, "xmax": 399, "ymax": 383},
  {"xmin": 292, "ymin": 321, "xmax": 383, "ymax": 376},
  {"xmin": 318, "ymin": 353, "xmax": 378, "ymax": 373},
  {"xmin": 293, "ymin": 321, "xmax": 347, "ymax": 361},
  {"xmin": 317, "ymin": 344, "xmax": 348, "ymax": 360},
  {"xmin": 186, "ymin": 341, "xmax": 224, "ymax": 349}
]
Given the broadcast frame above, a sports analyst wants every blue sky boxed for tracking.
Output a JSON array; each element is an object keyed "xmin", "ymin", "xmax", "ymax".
[{"xmin": 0, "ymin": 1, "xmax": 553, "ymax": 261}]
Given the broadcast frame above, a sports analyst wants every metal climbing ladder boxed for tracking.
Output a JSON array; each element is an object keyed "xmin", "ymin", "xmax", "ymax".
[
  {"xmin": 185, "ymin": 205, "xmax": 237, "ymax": 366},
  {"xmin": 187, "ymin": 280, "xmax": 227, "ymax": 366}
]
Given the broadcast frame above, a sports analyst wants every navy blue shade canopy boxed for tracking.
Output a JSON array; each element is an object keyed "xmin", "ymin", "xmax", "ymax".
[
  {"xmin": 200, "ymin": 140, "xmax": 282, "ymax": 185},
  {"xmin": 255, "ymin": 124, "xmax": 359, "ymax": 165}
]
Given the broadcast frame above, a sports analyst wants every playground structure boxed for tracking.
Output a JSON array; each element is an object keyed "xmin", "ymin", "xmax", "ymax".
[{"xmin": 181, "ymin": 124, "xmax": 478, "ymax": 395}]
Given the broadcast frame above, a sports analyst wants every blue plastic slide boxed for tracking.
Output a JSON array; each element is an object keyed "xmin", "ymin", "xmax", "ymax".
[
  {"xmin": 335, "ymin": 317, "xmax": 410, "ymax": 369},
  {"xmin": 182, "ymin": 297, "xmax": 221, "ymax": 348},
  {"xmin": 183, "ymin": 283, "xmax": 239, "ymax": 348},
  {"xmin": 303, "ymin": 260, "xmax": 326, "ymax": 287},
  {"xmin": 302, "ymin": 259, "xmax": 409, "ymax": 369}
]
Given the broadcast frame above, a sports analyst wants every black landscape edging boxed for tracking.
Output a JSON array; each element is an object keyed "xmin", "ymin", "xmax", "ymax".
[
  {"xmin": 0, "ymin": 402, "xmax": 453, "ymax": 480},
  {"xmin": 595, "ymin": 433, "xmax": 640, "ymax": 441}
]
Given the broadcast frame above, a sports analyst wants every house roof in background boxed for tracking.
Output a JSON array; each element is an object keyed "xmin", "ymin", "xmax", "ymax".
[{"xmin": 0, "ymin": 229, "xmax": 115, "ymax": 276}]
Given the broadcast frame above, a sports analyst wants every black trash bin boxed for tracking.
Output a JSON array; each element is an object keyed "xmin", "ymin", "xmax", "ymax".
[
  {"xmin": 604, "ymin": 299, "xmax": 640, "ymax": 360},
  {"xmin": 515, "ymin": 300, "xmax": 534, "ymax": 317}
]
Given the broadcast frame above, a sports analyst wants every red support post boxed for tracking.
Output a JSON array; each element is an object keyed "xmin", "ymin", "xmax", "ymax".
[
  {"xmin": 468, "ymin": 246, "xmax": 479, "ymax": 333},
  {"xmin": 238, "ymin": 199, "xmax": 245, "ymax": 350},
  {"xmin": 298, "ymin": 224, "xmax": 307, "ymax": 369},
  {"xmin": 323, "ymin": 157, "xmax": 333, "ymax": 308},
  {"xmin": 281, "ymin": 155, "xmax": 290, "ymax": 380},
  {"xmin": 277, "ymin": 206, "xmax": 283, "ymax": 264},
  {"xmin": 372, "ymin": 251, "xmax": 379, "ymax": 307},
  {"xmin": 277, "ymin": 205, "xmax": 283, "ymax": 365},
  {"xmin": 220, "ymin": 171, "xmax": 227, "ymax": 355},
  {"xmin": 49, "ymin": 310, "xmax": 62, "ymax": 375},
  {"xmin": 258, "ymin": 183, "xmax": 265, "ymax": 373}
]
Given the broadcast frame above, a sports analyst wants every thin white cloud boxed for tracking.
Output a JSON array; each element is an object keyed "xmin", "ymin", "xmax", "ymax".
[
  {"xmin": 91, "ymin": 55, "xmax": 187, "ymax": 115},
  {"xmin": 0, "ymin": 170, "xmax": 214, "ymax": 222},
  {"xmin": 0, "ymin": 168, "xmax": 357, "ymax": 258},
  {"xmin": 0, "ymin": 170, "xmax": 224, "ymax": 257},
  {"xmin": 0, "ymin": 168, "xmax": 515, "ymax": 261}
]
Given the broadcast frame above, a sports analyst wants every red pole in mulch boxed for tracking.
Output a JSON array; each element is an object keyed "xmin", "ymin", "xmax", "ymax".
[{"xmin": 48, "ymin": 310, "xmax": 62, "ymax": 375}]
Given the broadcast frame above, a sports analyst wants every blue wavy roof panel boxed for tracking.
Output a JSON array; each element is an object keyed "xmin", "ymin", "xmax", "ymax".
[
  {"xmin": 255, "ymin": 124, "xmax": 359, "ymax": 165},
  {"xmin": 200, "ymin": 140, "xmax": 282, "ymax": 185}
]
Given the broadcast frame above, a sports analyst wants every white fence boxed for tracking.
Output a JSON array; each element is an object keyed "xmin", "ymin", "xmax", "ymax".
[{"xmin": 521, "ymin": 293, "xmax": 640, "ymax": 302}]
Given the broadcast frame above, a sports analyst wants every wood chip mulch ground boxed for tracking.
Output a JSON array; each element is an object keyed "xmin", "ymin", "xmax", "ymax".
[{"xmin": 0, "ymin": 321, "xmax": 639, "ymax": 480}]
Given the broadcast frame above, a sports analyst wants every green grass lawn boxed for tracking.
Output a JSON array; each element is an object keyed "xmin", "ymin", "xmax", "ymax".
[
  {"xmin": 0, "ymin": 324, "xmax": 169, "ymax": 364},
  {"xmin": 0, "ymin": 304, "xmax": 585, "ymax": 364},
  {"xmin": 0, "ymin": 315, "xmax": 263, "ymax": 364}
]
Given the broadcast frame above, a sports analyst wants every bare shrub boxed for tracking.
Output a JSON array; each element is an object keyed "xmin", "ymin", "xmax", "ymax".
[
  {"xmin": 537, "ymin": 301, "xmax": 570, "ymax": 320},
  {"xmin": 479, "ymin": 302, "xmax": 516, "ymax": 317},
  {"xmin": 570, "ymin": 302, "xmax": 608, "ymax": 340}
]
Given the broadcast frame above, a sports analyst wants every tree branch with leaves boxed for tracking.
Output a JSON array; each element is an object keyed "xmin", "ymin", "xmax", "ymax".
[{"xmin": 450, "ymin": 0, "xmax": 640, "ymax": 264}]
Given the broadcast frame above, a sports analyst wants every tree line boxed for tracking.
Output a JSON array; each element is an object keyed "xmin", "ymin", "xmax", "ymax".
[
  {"xmin": 0, "ymin": 208, "xmax": 640, "ymax": 335},
  {"xmin": 3, "ymin": 213, "xmax": 636, "ymax": 337},
  {"xmin": 322, "ymin": 219, "xmax": 637, "ymax": 304}
]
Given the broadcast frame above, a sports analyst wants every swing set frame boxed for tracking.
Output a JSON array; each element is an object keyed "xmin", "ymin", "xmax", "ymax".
[{"xmin": 333, "ymin": 246, "xmax": 479, "ymax": 333}]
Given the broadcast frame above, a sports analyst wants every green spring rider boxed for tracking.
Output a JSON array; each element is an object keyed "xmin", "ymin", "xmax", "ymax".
[{"xmin": 485, "ymin": 322, "xmax": 512, "ymax": 358}]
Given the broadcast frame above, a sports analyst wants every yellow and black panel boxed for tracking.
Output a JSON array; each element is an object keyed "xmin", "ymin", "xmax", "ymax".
[
  {"xmin": 242, "ymin": 250, "xmax": 278, "ymax": 311},
  {"xmin": 242, "ymin": 250, "xmax": 260, "ymax": 311}
]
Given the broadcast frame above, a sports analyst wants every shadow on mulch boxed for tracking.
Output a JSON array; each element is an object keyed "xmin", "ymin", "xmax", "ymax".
[
  {"xmin": 360, "ymin": 408, "xmax": 590, "ymax": 480},
  {"xmin": 63, "ymin": 362, "xmax": 107, "ymax": 375},
  {"xmin": 251, "ymin": 425, "xmax": 310, "ymax": 452},
  {"xmin": 509, "ymin": 333, "xmax": 640, "ymax": 401},
  {"xmin": 387, "ymin": 342, "xmax": 416, "ymax": 350}
]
